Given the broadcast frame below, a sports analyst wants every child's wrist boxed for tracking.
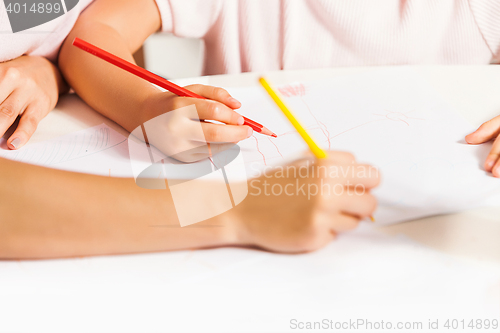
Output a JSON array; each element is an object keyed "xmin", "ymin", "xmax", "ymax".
[
  {"xmin": 219, "ymin": 195, "xmax": 253, "ymax": 247},
  {"xmin": 138, "ymin": 91, "xmax": 170, "ymax": 123},
  {"xmin": 122, "ymin": 90, "xmax": 164, "ymax": 132}
]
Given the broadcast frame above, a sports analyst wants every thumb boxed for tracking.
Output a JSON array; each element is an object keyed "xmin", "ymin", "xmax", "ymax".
[{"xmin": 466, "ymin": 115, "xmax": 500, "ymax": 144}]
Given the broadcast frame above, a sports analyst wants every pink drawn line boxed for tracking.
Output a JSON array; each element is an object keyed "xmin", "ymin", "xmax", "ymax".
[
  {"xmin": 329, "ymin": 119, "xmax": 385, "ymax": 139},
  {"xmin": 252, "ymin": 134, "xmax": 267, "ymax": 165},
  {"xmin": 268, "ymin": 137, "xmax": 283, "ymax": 158},
  {"xmin": 276, "ymin": 125, "xmax": 322, "ymax": 137},
  {"xmin": 318, "ymin": 120, "xmax": 331, "ymax": 149},
  {"xmin": 300, "ymin": 96, "xmax": 331, "ymax": 149}
]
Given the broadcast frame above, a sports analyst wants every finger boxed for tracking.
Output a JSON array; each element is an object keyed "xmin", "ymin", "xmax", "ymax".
[
  {"xmin": 323, "ymin": 150, "xmax": 357, "ymax": 164},
  {"xmin": 328, "ymin": 214, "xmax": 361, "ymax": 232},
  {"xmin": 177, "ymin": 97, "xmax": 244, "ymax": 125},
  {"xmin": 196, "ymin": 100, "xmax": 245, "ymax": 125},
  {"xmin": 0, "ymin": 67, "xmax": 20, "ymax": 103},
  {"xmin": 0, "ymin": 91, "xmax": 27, "ymax": 139},
  {"xmin": 493, "ymin": 159, "xmax": 500, "ymax": 178},
  {"xmin": 335, "ymin": 192, "xmax": 377, "ymax": 220},
  {"xmin": 486, "ymin": 135, "xmax": 500, "ymax": 175},
  {"xmin": 465, "ymin": 115, "xmax": 500, "ymax": 144},
  {"xmin": 6, "ymin": 104, "xmax": 42, "ymax": 149},
  {"xmin": 169, "ymin": 142, "xmax": 237, "ymax": 162},
  {"xmin": 320, "ymin": 162, "xmax": 381, "ymax": 189},
  {"xmin": 186, "ymin": 84, "xmax": 242, "ymax": 109},
  {"xmin": 280, "ymin": 151, "xmax": 358, "ymax": 168},
  {"xmin": 206, "ymin": 142, "xmax": 240, "ymax": 157},
  {"xmin": 192, "ymin": 122, "xmax": 252, "ymax": 143}
]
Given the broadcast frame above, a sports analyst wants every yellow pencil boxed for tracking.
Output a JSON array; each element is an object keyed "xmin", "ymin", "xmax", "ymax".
[
  {"xmin": 258, "ymin": 77, "xmax": 375, "ymax": 222},
  {"xmin": 258, "ymin": 77, "xmax": 328, "ymax": 159}
]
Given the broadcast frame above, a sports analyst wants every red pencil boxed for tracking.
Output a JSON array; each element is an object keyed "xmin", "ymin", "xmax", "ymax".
[{"xmin": 73, "ymin": 37, "xmax": 277, "ymax": 138}]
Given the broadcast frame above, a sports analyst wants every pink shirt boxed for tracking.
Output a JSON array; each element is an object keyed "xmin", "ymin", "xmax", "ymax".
[
  {"xmin": 155, "ymin": 0, "xmax": 500, "ymax": 75},
  {"xmin": 0, "ymin": 0, "xmax": 93, "ymax": 63}
]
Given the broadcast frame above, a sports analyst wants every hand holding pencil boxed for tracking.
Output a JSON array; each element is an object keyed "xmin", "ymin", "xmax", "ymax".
[
  {"xmin": 259, "ymin": 77, "xmax": 377, "ymax": 222},
  {"xmin": 72, "ymin": 38, "xmax": 276, "ymax": 162}
]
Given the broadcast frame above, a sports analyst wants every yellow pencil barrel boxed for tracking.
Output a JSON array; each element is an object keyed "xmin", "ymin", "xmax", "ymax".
[{"xmin": 258, "ymin": 77, "xmax": 328, "ymax": 159}]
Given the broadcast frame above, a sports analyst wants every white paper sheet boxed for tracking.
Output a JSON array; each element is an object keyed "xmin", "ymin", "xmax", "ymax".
[
  {"xmin": 1, "ymin": 68, "xmax": 499, "ymax": 224},
  {"xmin": 0, "ymin": 124, "xmax": 134, "ymax": 177}
]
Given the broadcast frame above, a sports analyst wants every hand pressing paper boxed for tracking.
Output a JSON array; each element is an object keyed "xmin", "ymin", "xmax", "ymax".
[{"xmin": 226, "ymin": 68, "xmax": 500, "ymax": 224}]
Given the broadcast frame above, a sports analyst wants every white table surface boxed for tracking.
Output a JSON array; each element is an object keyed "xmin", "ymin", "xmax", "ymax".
[{"xmin": 29, "ymin": 65, "xmax": 500, "ymax": 265}]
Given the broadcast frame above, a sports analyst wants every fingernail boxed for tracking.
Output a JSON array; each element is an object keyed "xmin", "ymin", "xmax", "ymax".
[
  {"xmin": 486, "ymin": 159, "xmax": 495, "ymax": 171},
  {"xmin": 494, "ymin": 165, "xmax": 500, "ymax": 177},
  {"xmin": 237, "ymin": 116, "xmax": 244, "ymax": 125},
  {"xmin": 10, "ymin": 138, "xmax": 21, "ymax": 149},
  {"xmin": 247, "ymin": 127, "xmax": 253, "ymax": 138}
]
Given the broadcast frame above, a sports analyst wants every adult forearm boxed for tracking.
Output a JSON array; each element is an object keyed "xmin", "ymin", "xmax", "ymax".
[{"xmin": 0, "ymin": 158, "xmax": 235, "ymax": 259}]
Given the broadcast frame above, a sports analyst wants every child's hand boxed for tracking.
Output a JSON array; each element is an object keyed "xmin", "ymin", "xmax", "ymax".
[
  {"xmin": 0, "ymin": 56, "xmax": 67, "ymax": 149},
  {"xmin": 465, "ymin": 115, "xmax": 500, "ymax": 177},
  {"xmin": 141, "ymin": 84, "xmax": 253, "ymax": 162},
  {"xmin": 228, "ymin": 152, "xmax": 380, "ymax": 253}
]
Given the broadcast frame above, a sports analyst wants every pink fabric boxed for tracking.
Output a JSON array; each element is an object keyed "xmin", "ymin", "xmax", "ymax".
[
  {"xmin": 155, "ymin": 0, "xmax": 500, "ymax": 75},
  {"xmin": 0, "ymin": 0, "xmax": 94, "ymax": 63}
]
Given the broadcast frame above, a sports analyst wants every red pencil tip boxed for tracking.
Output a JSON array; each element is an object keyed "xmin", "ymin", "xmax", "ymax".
[{"xmin": 272, "ymin": 133, "xmax": 277, "ymax": 138}]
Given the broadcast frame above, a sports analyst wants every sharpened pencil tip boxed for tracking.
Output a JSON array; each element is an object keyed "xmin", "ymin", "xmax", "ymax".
[{"xmin": 272, "ymin": 133, "xmax": 277, "ymax": 138}]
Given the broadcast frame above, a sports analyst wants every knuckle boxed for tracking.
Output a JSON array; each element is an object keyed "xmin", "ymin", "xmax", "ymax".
[
  {"xmin": 208, "ymin": 102, "xmax": 220, "ymax": 119},
  {"xmin": 24, "ymin": 114, "xmax": 39, "ymax": 131},
  {"xmin": 209, "ymin": 86, "xmax": 218, "ymax": 97},
  {"xmin": 0, "ymin": 104, "xmax": 17, "ymax": 118},
  {"xmin": 171, "ymin": 98, "xmax": 182, "ymax": 111},
  {"xmin": 206, "ymin": 126, "xmax": 221, "ymax": 142},
  {"xmin": 24, "ymin": 77, "xmax": 36, "ymax": 90},
  {"xmin": 214, "ymin": 87, "xmax": 228, "ymax": 99},
  {"xmin": 5, "ymin": 67, "xmax": 21, "ymax": 81},
  {"xmin": 488, "ymin": 151, "xmax": 500, "ymax": 158}
]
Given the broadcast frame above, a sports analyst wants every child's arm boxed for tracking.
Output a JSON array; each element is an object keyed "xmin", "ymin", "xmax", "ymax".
[
  {"xmin": 59, "ymin": 0, "xmax": 250, "ymax": 162},
  {"xmin": 0, "ymin": 56, "xmax": 68, "ymax": 149},
  {"xmin": 466, "ymin": 115, "xmax": 500, "ymax": 177},
  {"xmin": 0, "ymin": 151, "xmax": 379, "ymax": 259}
]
